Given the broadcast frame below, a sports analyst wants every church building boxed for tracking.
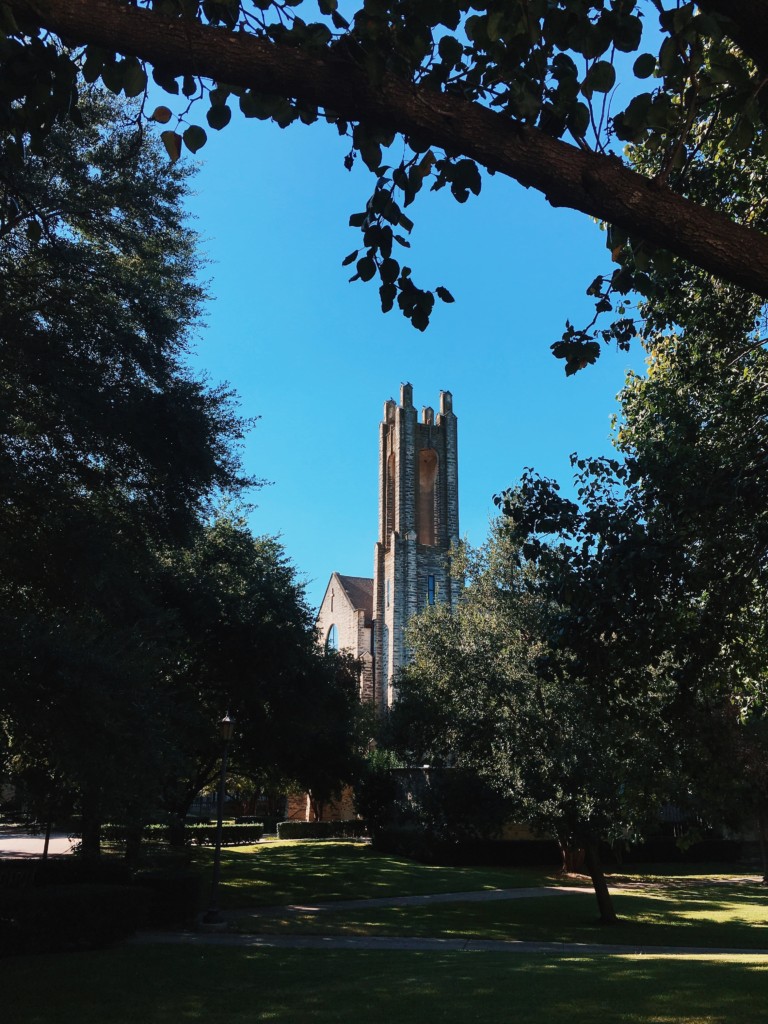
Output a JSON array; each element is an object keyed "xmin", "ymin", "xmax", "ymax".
[{"xmin": 316, "ymin": 383, "xmax": 460, "ymax": 709}]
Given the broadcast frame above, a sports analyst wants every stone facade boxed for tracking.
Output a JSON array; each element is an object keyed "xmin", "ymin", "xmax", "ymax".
[
  {"xmin": 296, "ymin": 385, "xmax": 459, "ymax": 823},
  {"xmin": 317, "ymin": 383, "xmax": 459, "ymax": 709},
  {"xmin": 315, "ymin": 573, "xmax": 374, "ymax": 704},
  {"xmin": 373, "ymin": 383, "xmax": 460, "ymax": 710}
]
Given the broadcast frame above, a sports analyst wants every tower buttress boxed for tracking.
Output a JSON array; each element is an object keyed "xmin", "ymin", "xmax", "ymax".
[{"xmin": 373, "ymin": 384, "xmax": 459, "ymax": 711}]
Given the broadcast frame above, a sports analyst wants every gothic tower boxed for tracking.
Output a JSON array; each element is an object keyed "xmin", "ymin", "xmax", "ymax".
[{"xmin": 373, "ymin": 383, "xmax": 459, "ymax": 711}]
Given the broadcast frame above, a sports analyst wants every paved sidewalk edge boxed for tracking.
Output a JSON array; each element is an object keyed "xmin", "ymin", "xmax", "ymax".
[{"xmin": 128, "ymin": 930, "xmax": 768, "ymax": 958}]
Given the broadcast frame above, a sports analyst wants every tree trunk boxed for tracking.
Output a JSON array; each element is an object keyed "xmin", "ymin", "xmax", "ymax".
[
  {"xmin": 168, "ymin": 812, "xmax": 187, "ymax": 848},
  {"xmin": 79, "ymin": 804, "xmax": 102, "ymax": 861},
  {"xmin": 584, "ymin": 840, "xmax": 618, "ymax": 925},
  {"xmin": 757, "ymin": 808, "xmax": 768, "ymax": 884},
  {"xmin": 41, "ymin": 809, "xmax": 52, "ymax": 862},
  {"xmin": 124, "ymin": 825, "xmax": 143, "ymax": 865},
  {"xmin": 560, "ymin": 844, "xmax": 586, "ymax": 873}
]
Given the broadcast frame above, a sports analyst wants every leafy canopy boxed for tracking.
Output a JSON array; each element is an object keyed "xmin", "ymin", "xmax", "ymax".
[{"xmin": 2, "ymin": 1, "xmax": 768, "ymax": 345}]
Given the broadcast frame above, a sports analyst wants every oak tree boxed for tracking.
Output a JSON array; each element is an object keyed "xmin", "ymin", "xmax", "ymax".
[
  {"xmin": 0, "ymin": 89, "xmax": 253, "ymax": 853},
  {"xmin": 2, "ymin": 2, "xmax": 768, "ymax": 335}
]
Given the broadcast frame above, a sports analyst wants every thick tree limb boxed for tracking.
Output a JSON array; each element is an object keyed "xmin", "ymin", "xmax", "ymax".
[{"xmin": 11, "ymin": 0, "xmax": 768, "ymax": 298}]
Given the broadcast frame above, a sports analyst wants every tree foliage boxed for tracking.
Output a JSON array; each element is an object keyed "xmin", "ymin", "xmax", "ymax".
[
  {"xmin": 0, "ymin": 91, "xmax": 363, "ymax": 852},
  {"xmin": 495, "ymin": 295, "xmax": 768, "ymax": 880},
  {"xmin": 390, "ymin": 526, "xmax": 672, "ymax": 921},
  {"xmin": 159, "ymin": 513, "xmax": 366, "ymax": 825},
  {"xmin": 2, "ymin": 1, "xmax": 768, "ymax": 339}
]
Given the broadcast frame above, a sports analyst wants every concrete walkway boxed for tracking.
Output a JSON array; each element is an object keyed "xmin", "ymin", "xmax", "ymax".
[
  {"xmin": 128, "ymin": 883, "xmax": 768, "ymax": 960},
  {"xmin": 0, "ymin": 828, "xmax": 76, "ymax": 858},
  {"xmin": 130, "ymin": 929, "xmax": 768, "ymax": 959},
  {"xmin": 238, "ymin": 884, "xmax": 597, "ymax": 918}
]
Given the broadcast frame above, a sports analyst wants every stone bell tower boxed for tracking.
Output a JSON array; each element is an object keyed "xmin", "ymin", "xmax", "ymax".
[{"xmin": 373, "ymin": 383, "xmax": 460, "ymax": 711}]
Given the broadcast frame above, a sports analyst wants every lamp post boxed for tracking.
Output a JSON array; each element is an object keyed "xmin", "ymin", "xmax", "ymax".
[{"xmin": 203, "ymin": 712, "xmax": 234, "ymax": 925}]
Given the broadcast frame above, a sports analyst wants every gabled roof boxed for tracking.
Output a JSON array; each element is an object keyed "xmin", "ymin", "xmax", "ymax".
[{"xmin": 336, "ymin": 574, "xmax": 374, "ymax": 625}]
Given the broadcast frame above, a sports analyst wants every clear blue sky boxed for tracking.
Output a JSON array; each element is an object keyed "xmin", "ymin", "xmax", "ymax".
[{"xmin": 181, "ymin": 113, "xmax": 645, "ymax": 611}]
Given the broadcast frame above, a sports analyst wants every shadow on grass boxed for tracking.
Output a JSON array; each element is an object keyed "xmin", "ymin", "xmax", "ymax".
[
  {"xmin": 5, "ymin": 945, "xmax": 768, "ymax": 1024},
  {"xmin": 194, "ymin": 841, "xmax": 563, "ymax": 908},
  {"xmin": 238, "ymin": 886, "xmax": 768, "ymax": 950}
]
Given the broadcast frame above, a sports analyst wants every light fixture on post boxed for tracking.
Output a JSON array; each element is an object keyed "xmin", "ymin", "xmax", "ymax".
[{"xmin": 203, "ymin": 711, "xmax": 234, "ymax": 925}]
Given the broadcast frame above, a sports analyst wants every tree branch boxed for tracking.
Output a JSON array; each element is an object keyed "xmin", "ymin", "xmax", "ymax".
[{"xmin": 10, "ymin": 0, "xmax": 768, "ymax": 298}]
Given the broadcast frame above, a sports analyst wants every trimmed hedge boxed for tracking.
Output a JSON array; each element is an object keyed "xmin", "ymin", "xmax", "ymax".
[
  {"xmin": 277, "ymin": 819, "xmax": 368, "ymax": 840},
  {"xmin": 101, "ymin": 822, "xmax": 263, "ymax": 846},
  {"xmin": 185, "ymin": 823, "xmax": 263, "ymax": 845},
  {"xmin": 370, "ymin": 827, "xmax": 561, "ymax": 866}
]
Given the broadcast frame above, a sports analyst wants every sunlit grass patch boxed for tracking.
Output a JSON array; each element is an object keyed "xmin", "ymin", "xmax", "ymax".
[
  {"xmin": 234, "ymin": 881, "xmax": 768, "ymax": 950},
  {"xmin": 193, "ymin": 840, "xmax": 563, "ymax": 907}
]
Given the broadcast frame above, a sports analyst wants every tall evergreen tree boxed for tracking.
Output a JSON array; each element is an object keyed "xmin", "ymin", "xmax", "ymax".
[{"xmin": 0, "ymin": 90, "xmax": 253, "ymax": 851}]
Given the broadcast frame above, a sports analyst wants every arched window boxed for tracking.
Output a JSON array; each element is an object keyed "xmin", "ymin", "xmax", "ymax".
[{"xmin": 326, "ymin": 624, "xmax": 338, "ymax": 651}]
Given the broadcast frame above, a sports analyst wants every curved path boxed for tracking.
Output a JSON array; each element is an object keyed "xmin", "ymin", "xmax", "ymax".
[
  {"xmin": 130, "ymin": 929, "xmax": 768, "ymax": 958},
  {"xmin": 130, "ymin": 883, "xmax": 768, "ymax": 959}
]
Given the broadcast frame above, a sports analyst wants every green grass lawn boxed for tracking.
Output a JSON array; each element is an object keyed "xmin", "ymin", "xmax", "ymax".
[
  {"xmin": 193, "ymin": 840, "xmax": 768, "ymax": 951},
  {"xmin": 5, "ymin": 842, "xmax": 768, "ymax": 1023},
  {"xmin": 194, "ymin": 840, "xmax": 567, "ymax": 907},
  {"xmin": 236, "ymin": 881, "xmax": 768, "ymax": 949},
  {"xmin": 5, "ymin": 944, "xmax": 768, "ymax": 1024}
]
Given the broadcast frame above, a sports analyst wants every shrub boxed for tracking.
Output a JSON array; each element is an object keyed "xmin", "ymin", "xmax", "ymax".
[
  {"xmin": 0, "ymin": 883, "xmax": 144, "ymax": 956},
  {"xmin": 134, "ymin": 868, "xmax": 201, "ymax": 928},
  {"xmin": 276, "ymin": 819, "xmax": 367, "ymax": 840},
  {"xmin": 185, "ymin": 823, "xmax": 263, "ymax": 845},
  {"xmin": 36, "ymin": 858, "xmax": 133, "ymax": 886},
  {"xmin": 101, "ymin": 822, "xmax": 263, "ymax": 846}
]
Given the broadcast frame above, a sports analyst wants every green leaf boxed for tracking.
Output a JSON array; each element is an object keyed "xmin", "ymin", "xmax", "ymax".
[
  {"xmin": 122, "ymin": 60, "xmax": 147, "ymax": 98},
  {"xmin": 613, "ymin": 13, "xmax": 642, "ymax": 53},
  {"xmin": 240, "ymin": 92, "xmax": 282, "ymax": 120},
  {"xmin": 341, "ymin": 250, "xmax": 359, "ymax": 267},
  {"xmin": 206, "ymin": 104, "xmax": 232, "ymax": 131},
  {"xmin": 486, "ymin": 10, "xmax": 504, "ymax": 43},
  {"xmin": 658, "ymin": 36, "xmax": 679, "ymax": 76},
  {"xmin": 379, "ymin": 282, "xmax": 396, "ymax": 313},
  {"xmin": 450, "ymin": 159, "xmax": 482, "ymax": 203},
  {"xmin": 436, "ymin": 286, "xmax": 454, "ymax": 303},
  {"xmin": 150, "ymin": 106, "xmax": 173, "ymax": 125},
  {"xmin": 152, "ymin": 66, "xmax": 180, "ymax": 95},
  {"xmin": 0, "ymin": 3, "xmax": 20, "ymax": 34},
  {"xmin": 583, "ymin": 60, "xmax": 616, "ymax": 97},
  {"xmin": 101, "ymin": 61, "xmax": 123, "ymax": 95},
  {"xmin": 380, "ymin": 258, "xmax": 399, "ymax": 283},
  {"xmin": 357, "ymin": 255, "xmax": 376, "ymax": 282},
  {"xmin": 209, "ymin": 86, "xmax": 230, "ymax": 107},
  {"xmin": 183, "ymin": 125, "xmax": 207, "ymax": 154},
  {"xmin": 160, "ymin": 130, "xmax": 182, "ymax": 162},
  {"xmin": 633, "ymin": 53, "xmax": 656, "ymax": 79},
  {"xmin": 438, "ymin": 35, "xmax": 463, "ymax": 66},
  {"xmin": 567, "ymin": 102, "xmax": 590, "ymax": 139}
]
